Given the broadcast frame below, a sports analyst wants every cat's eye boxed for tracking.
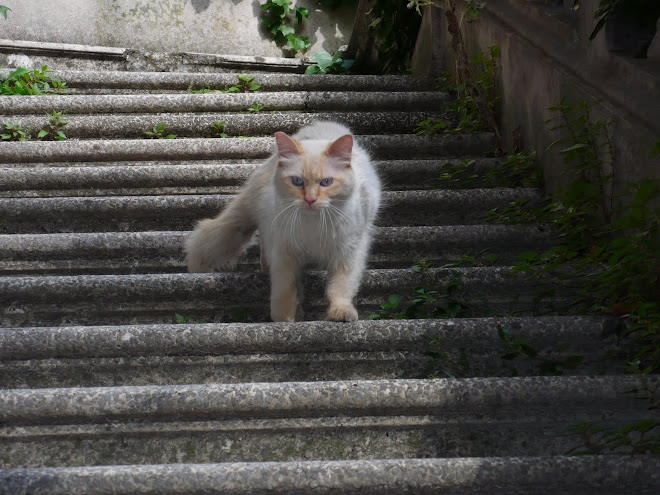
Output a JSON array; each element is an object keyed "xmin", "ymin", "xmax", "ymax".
[
  {"xmin": 291, "ymin": 176, "xmax": 304, "ymax": 187},
  {"xmin": 320, "ymin": 178, "xmax": 334, "ymax": 187}
]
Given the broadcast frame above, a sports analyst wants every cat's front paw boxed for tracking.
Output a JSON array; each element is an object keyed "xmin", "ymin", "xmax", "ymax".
[{"xmin": 326, "ymin": 303, "xmax": 358, "ymax": 322}]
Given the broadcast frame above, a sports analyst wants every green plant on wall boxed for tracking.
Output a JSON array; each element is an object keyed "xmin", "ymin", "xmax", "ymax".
[
  {"xmin": 1, "ymin": 66, "xmax": 68, "ymax": 95},
  {"xmin": 0, "ymin": 5, "xmax": 9, "ymax": 19},
  {"xmin": 305, "ymin": 50, "xmax": 354, "ymax": 74},
  {"xmin": 261, "ymin": 0, "xmax": 310, "ymax": 52},
  {"xmin": 573, "ymin": 0, "xmax": 660, "ymax": 43}
]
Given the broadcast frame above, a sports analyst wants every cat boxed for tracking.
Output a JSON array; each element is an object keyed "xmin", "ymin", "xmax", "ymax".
[{"xmin": 185, "ymin": 121, "xmax": 381, "ymax": 322}]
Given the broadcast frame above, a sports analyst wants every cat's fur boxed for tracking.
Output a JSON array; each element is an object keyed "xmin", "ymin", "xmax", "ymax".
[{"xmin": 185, "ymin": 121, "xmax": 381, "ymax": 322}]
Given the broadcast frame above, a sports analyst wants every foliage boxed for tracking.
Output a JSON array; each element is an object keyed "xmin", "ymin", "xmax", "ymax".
[
  {"xmin": 1, "ymin": 123, "xmax": 30, "ymax": 141},
  {"xmin": 0, "ymin": 5, "xmax": 9, "ymax": 19},
  {"xmin": 1, "ymin": 66, "xmax": 68, "ymax": 95},
  {"xmin": 261, "ymin": 0, "xmax": 310, "ymax": 53},
  {"xmin": 567, "ymin": 420, "xmax": 660, "ymax": 455},
  {"xmin": 208, "ymin": 120, "xmax": 229, "ymax": 138},
  {"xmin": 226, "ymin": 74, "xmax": 261, "ymax": 93},
  {"xmin": 305, "ymin": 50, "xmax": 354, "ymax": 74},
  {"xmin": 36, "ymin": 111, "xmax": 68, "ymax": 141},
  {"xmin": 490, "ymin": 100, "xmax": 660, "ymax": 375},
  {"xmin": 174, "ymin": 313, "xmax": 205, "ymax": 324},
  {"xmin": 572, "ymin": 0, "xmax": 660, "ymax": 43},
  {"xmin": 248, "ymin": 102, "xmax": 266, "ymax": 113},
  {"xmin": 369, "ymin": 260, "xmax": 470, "ymax": 320},
  {"xmin": 144, "ymin": 123, "xmax": 176, "ymax": 139},
  {"xmin": 367, "ymin": 0, "xmax": 424, "ymax": 74}
]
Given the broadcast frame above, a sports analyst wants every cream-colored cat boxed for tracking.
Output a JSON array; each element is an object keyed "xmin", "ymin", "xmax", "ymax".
[{"xmin": 185, "ymin": 121, "xmax": 381, "ymax": 322}]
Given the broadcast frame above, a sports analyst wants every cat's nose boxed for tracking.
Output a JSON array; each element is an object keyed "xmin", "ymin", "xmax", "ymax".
[{"xmin": 305, "ymin": 197, "xmax": 317, "ymax": 205}]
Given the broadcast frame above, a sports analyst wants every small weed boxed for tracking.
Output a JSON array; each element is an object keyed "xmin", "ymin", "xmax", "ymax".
[
  {"xmin": 261, "ymin": 0, "xmax": 310, "ymax": 53},
  {"xmin": 248, "ymin": 102, "xmax": 266, "ymax": 114},
  {"xmin": 0, "ymin": 5, "xmax": 9, "ymax": 19},
  {"xmin": 174, "ymin": 313, "xmax": 205, "ymax": 324},
  {"xmin": 229, "ymin": 308, "xmax": 252, "ymax": 323},
  {"xmin": 208, "ymin": 120, "xmax": 229, "ymax": 138},
  {"xmin": 305, "ymin": 50, "xmax": 354, "ymax": 74},
  {"xmin": 1, "ymin": 66, "xmax": 68, "ymax": 95},
  {"xmin": 1, "ymin": 123, "xmax": 30, "ymax": 141},
  {"xmin": 566, "ymin": 420, "xmax": 660, "ymax": 455},
  {"xmin": 425, "ymin": 337, "xmax": 471, "ymax": 378},
  {"xmin": 226, "ymin": 74, "xmax": 261, "ymax": 93},
  {"xmin": 144, "ymin": 123, "xmax": 176, "ymax": 139},
  {"xmin": 36, "ymin": 111, "xmax": 68, "ymax": 141},
  {"xmin": 415, "ymin": 118, "xmax": 450, "ymax": 135}
]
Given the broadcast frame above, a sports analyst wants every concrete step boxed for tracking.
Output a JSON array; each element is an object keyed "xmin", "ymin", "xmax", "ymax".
[
  {"xmin": 0, "ymin": 188, "xmax": 543, "ymax": 234},
  {"xmin": 0, "ymin": 316, "xmax": 624, "ymax": 388},
  {"xmin": 0, "ymin": 376, "xmax": 656, "ymax": 466},
  {"xmin": 2, "ymin": 456, "xmax": 658, "ymax": 495},
  {"xmin": 0, "ymin": 267, "xmax": 566, "ymax": 328},
  {"xmin": 0, "ymin": 159, "xmax": 501, "ymax": 197},
  {"xmin": 0, "ymin": 69, "xmax": 435, "ymax": 93},
  {"xmin": 0, "ymin": 92, "xmax": 448, "ymax": 115},
  {"xmin": 0, "ymin": 225, "xmax": 554, "ymax": 275},
  {"xmin": 2, "ymin": 111, "xmax": 446, "ymax": 140},
  {"xmin": 0, "ymin": 134, "xmax": 494, "ymax": 164},
  {"xmin": 0, "ymin": 39, "xmax": 311, "ymax": 73}
]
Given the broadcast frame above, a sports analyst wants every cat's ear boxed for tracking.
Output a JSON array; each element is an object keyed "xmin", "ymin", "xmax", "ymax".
[
  {"xmin": 326, "ymin": 134, "xmax": 353, "ymax": 168},
  {"xmin": 275, "ymin": 132, "xmax": 302, "ymax": 160}
]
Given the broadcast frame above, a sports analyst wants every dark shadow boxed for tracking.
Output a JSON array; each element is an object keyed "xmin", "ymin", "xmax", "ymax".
[{"xmin": 191, "ymin": 0, "xmax": 213, "ymax": 14}]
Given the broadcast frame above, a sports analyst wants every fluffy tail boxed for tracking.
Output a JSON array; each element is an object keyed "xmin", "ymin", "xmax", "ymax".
[{"xmin": 185, "ymin": 191, "xmax": 258, "ymax": 273}]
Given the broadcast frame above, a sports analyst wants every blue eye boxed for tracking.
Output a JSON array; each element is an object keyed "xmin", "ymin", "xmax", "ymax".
[
  {"xmin": 320, "ymin": 178, "xmax": 334, "ymax": 187},
  {"xmin": 291, "ymin": 176, "xmax": 304, "ymax": 187}
]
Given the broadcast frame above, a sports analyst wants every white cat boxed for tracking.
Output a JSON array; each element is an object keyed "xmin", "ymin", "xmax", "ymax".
[{"xmin": 185, "ymin": 121, "xmax": 381, "ymax": 322}]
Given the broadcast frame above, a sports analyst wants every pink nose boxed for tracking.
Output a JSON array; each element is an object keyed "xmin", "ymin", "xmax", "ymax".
[{"xmin": 305, "ymin": 197, "xmax": 317, "ymax": 205}]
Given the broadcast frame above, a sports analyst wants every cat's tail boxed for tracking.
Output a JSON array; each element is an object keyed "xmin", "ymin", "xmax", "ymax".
[{"xmin": 184, "ymin": 191, "xmax": 258, "ymax": 273}]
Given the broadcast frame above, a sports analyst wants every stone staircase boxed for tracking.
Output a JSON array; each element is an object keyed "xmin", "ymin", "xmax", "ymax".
[{"xmin": 1, "ymin": 60, "xmax": 659, "ymax": 494}]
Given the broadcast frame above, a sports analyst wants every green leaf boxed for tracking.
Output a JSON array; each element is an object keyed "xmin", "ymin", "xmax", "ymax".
[
  {"xmin": 278, "ymin": 25, "xmax": 295, "ymax": 37},
  {"xmin": 312, "ymin": 50, "xmax": 334, "ymax": 69},
  {"xmin": 0, "ymin": 6, "xmax": 10, "ymax": 19},
  {"xmin": 248, "ymin": 84, "xmax": 261, "ymax": 91},
  {"xmin": 37, "ymin": 130, "xmax": 48, "ymax": 139},
  {"xmin": 225, "ymin": 86, "xmax": 240, "ymax": 93},
  {"xmin": 305, "ymin": 65, "xmax": 322, "ymax": 74}
]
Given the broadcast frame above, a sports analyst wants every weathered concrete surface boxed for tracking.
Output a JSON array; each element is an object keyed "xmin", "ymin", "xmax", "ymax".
[
  {"xmin": 413, "ymin": 0, "xmax": 660, "ymax": 196},
  {"xmin": 0, "ymin": 377, "xmax": 656, "ymax": 466},
  {"xmin": 0, "ymin": 0, "xmax": 357, "ymax": 58},
  {"xmin": 0, "ymin": 224, "xmax": 555, "ymax": 275},
  {"xmin": 0, "ymin": 70, "xmax": 434, "ymax": 93},
  {"xmin": 1, "ymin": 111, "xmax": 449, "ymax": 140},
  {"xmin": 0, "ymin": 159, "xmax": 501, "ymax": 197},
  {"xmin": 0, "ymin": 188, "xmax": 543, "ymax": 233},
  {"xmin": 2, "ymin": 457, "xmax": 660, "ymax": 495},
  {"xmin": 0, "ymin": 266, "xmax": 564, "ymax": 327},
  {"xmin": 0, "ymin": 134, "xmax": 495, "ymax": 163},
  {"xmin": 0, "ymin": 316, "xmax": 623, "ymax": 388}
]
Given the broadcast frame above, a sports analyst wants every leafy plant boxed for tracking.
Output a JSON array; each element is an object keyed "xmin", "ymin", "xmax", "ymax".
[
  {"xmin": 367, "ymin": 0, "xmax": 425, "ymax": 74},
  {"xmin": 248, "ymin": 102, "xmax": 266, "ymax": 114},
  {"xmin": 208, "ymin": 120, "xmax": 229, "ymax": 138},
  {"xmin": 144, "ymin": 123, "xmax": 176, "ymax": 139},
  {"xmin": 566, "ymin": 420, "xmax": 660, "ymax": 455},
  {"xmin": 425, "ymin": 337, "xmax": 472, "ymax": 378},
  {"xmin": 1, "ymin": 66, "xmax": 68, "ymax": 95},
  {"xmin": 305, "ymin": 50, "xmax": 354, "ymax": 74},
  {"xmin": 1, "ymin": 123, "xmax": 30, "ymax": 141},
  {"xmin": 573, "ymin": 0, "xmax": 660, "ymax": 44},
  {"xmin": 0, "ymin": 5, "xmax": 10, "ymax": 19},
  {"xmin": 415, "ymin": 118, "xmax": 450, "ymax": 135},
  {"xmin": 491, "ymin": 100, "xmax": 660, "ymax": 375},
  {"xmin": 261, "ymin": 0, "xmax": 310, "ymax": 52},
  {"xmin": 174, "ymin": 313, "xmax": 206, "ymax": 324},
  {"xmin": 370, "ymin": 260, "xmax": 470, "ymax": 320},
  {"xmin": 226, "ymin": 74, "xmax": 261, "ymax": 93},
  {"xmin": 36, "ymin": 111, "xmax": 68, "ymax": 141}
]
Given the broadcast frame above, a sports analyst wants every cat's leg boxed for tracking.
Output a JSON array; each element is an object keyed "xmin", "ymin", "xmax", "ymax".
[
  {"xmin": 259, "ymin": 234, "xmax": 270, "ymax": 275},
  {"xmin": 269, "ymin": 249, "xmax": 301, "ymax": 322},
  {"xmin": 325, "ymin": 234, "xmax": 369, "ymax": 322}
]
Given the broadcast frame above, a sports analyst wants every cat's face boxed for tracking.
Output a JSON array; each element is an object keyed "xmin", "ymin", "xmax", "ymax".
[{"xmin": 274, "ymin": 131, "xmax": 354, "ymax": 212}]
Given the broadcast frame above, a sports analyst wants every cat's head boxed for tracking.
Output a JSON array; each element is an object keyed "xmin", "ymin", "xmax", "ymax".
[{"xmin": 274, "ymin": 131, "xmax": 355, "ymax": 212}]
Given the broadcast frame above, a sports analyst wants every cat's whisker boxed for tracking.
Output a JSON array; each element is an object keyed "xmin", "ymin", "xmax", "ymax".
[{"xmin": 271, "ymin": 201, "xmax": 296, "ymax": 229}]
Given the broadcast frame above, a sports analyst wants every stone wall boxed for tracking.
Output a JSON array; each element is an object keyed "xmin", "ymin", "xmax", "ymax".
[
  {"xmin": 0, "ymin": 0, "xmax": 356, "ymax": 58},
  {"xmin": 413, "ymin": 0, "xmax": 660, "ymax": 196}
]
